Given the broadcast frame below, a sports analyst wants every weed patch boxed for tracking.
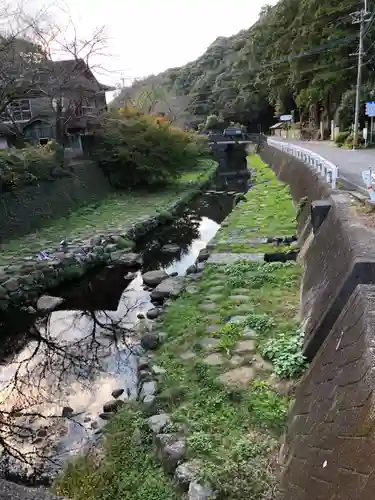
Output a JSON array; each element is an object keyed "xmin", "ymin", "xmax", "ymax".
[{"xmin": 260, "ymin": 329, "xmax": 306, "ymax": 378}]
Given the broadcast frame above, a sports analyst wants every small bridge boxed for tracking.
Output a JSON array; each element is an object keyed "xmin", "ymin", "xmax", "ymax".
[{"xmin": 208, "ymin": 133, "xmax": 264, "ymax": 147}]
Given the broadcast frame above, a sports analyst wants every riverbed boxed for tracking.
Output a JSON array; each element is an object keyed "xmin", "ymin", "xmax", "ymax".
[{"xmin": 0, "ymin": 171, "xmax": 250, "ymax": 485}]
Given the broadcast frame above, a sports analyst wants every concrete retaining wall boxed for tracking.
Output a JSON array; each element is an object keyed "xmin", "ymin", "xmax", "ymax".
[
  {"xmin": 0, "ymin": 162, "xmax": 111, "ymax": 243},
  {"xmin": 280, "ymin": 285, "xmax": 375, "ymax": 500},
  {"xmin": 260, "ymin": 143, "xmax": 375, "ymax": 500}
]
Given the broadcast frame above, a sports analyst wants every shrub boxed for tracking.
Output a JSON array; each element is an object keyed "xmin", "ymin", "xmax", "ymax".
[
  {"xmin": 334, "ymin": 131, "xmax": 350, "ymax": 146},
  {"xmin": 259, "ymin": 328, "xmax": 306, "ymax": 378},
  {"xmin": 344, "ymin": 132, "xmax": 365, "ymax": 147},
  {"xmin": 0, "ymin": 141, "xmax": 66, "ymax": 192},
  {"xmin": 93, "ymin": 112, "xmax": 209, "ymax": 188}
]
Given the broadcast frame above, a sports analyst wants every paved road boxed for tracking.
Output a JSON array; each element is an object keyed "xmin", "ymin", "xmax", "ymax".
[{"xmin": 270, "ymin": 137, "xmax": 375, "ymax": 192}]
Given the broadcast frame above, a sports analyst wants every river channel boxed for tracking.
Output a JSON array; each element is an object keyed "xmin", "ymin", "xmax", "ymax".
[{"xmin": 0, "ymin": 170, "xmax": 250, "ymax": 485}]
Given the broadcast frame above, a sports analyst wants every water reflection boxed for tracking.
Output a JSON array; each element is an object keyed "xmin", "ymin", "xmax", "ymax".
[
  {"xmin": 0, "ymin": 297, "xmax": 141, "ymax": 483},
  {"xmin": 0, "ymin": 174, "xmax": 250, "ymax": 483}
]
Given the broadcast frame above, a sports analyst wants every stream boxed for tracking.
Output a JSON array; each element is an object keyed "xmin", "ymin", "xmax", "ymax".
[{"xmin": 0, "ymin": 170, "xmax": 250, "ymax": 485}]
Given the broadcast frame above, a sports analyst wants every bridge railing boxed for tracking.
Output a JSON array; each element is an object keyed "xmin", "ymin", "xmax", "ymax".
[{"xmin": 267, "ymin": 137, "xmax": 339, "ymax": 190}]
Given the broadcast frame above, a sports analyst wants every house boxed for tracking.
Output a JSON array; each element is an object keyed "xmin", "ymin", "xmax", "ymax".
[{"xmin": 0, "ymin": 59, "xmax": 115, "ymax": 153}]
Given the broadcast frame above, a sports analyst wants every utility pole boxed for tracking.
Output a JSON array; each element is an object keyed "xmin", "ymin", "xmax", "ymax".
[{"xmin": 352, "ymin": 2, "xmax": 370, "ymax": 149}]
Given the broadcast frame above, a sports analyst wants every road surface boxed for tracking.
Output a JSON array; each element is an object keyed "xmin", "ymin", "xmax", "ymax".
[{"xmin": 269, "ymin": 137, "xmax": 375, "ymax": 193}]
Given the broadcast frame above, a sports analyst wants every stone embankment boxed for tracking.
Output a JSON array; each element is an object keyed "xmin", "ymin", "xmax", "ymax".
[{"xmin": 0, "ymin": 165, "xmax": 216, "ymax": 313}]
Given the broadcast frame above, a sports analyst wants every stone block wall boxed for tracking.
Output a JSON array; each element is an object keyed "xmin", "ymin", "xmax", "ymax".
[
  {"xmin": 261, "ymin": 143, "xmax": 375, "ymax": 500},
  {"xmin": 0, "ymin": 162, "xmax": 111, "ymax": 243}
]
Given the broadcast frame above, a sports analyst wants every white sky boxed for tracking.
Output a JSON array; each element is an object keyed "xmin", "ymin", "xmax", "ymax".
[{"xmin": 56, "ymin": 0, "xmax": 279, "ymax": 88}]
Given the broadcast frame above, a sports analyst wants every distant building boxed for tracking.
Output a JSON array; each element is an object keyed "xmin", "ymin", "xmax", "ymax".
[{"xmin": 0, "ymin": 59, "xmax": 114, "ymax": 152}]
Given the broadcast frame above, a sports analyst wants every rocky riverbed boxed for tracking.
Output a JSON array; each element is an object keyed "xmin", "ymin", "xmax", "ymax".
[{"xmin": 0, "ymin": 173, "xmax": 250, "ymax": 485}]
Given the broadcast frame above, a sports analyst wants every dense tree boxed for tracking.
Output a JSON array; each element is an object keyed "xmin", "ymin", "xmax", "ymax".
[{"xmin": 121, "ymin": 0, "xmax": 375, "ymax": 134}]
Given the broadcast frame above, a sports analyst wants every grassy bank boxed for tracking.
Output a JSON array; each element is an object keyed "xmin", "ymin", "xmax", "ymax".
[
  {"xmin": 0, "ymin": 160, "xmax": 215, "ymax": 265},
  {"xmin": 214, "ymin": 156, "xmax": 297, "ymax": 254},
  {"xmin": 54, "ymin": 156, "xmax": 305, "ymax": 500}
]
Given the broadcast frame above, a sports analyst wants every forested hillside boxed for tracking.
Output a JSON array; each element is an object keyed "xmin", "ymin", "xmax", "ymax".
[{"xmin": 114, "ymin": 0, "xmax": 375, "ymax": 133}]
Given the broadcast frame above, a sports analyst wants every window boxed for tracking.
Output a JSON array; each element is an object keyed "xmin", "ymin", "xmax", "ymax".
[{"xmin": 5, "ymin": 100, "xmax": 32, "ymax": 122}]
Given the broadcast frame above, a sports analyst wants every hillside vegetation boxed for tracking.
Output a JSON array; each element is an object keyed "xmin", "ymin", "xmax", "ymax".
[{"xmin": 116, "ymin": 0, "xmax": 375, "ymax": 133}]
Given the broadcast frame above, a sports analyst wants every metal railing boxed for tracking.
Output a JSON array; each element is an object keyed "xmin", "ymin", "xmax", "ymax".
[{"xmin": 267, "ymin": 137, "xmax": 339, "ymax": 190}]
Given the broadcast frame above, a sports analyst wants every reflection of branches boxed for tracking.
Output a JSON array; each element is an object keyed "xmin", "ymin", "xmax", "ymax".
[
  {"xmin": 0, "ymin": 288, "xmax": 143, "ymax": 481},
  {"xmin": 138, "ymin": 209, "xmax": 201, "ymax": 271}
]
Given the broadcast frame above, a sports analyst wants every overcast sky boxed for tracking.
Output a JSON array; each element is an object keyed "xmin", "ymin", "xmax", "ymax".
[{"xmin": 56, "ymin": 0, "xmax": 279, "ymax": 88}]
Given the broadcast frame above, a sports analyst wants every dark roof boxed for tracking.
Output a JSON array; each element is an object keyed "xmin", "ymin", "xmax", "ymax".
[{"xmin": 49, "ymin": 59, "xmax": 115, "ymax": 92}]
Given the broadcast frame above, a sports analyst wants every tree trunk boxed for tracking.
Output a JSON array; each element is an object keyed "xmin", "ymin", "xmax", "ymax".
[{"xmin": 55, "ymin": 110, "xmax": 65, "ymax": 147}]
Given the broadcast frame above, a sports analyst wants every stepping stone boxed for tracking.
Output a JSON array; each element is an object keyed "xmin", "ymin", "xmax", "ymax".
[
  {"xmin": 218, "ymin": 237, "xmax": 268, "ymax": 245},
  {"xmin": 228, "ymin": 316, "xmax": 248, "ymax": 325},
  {"xmin": 252, "ymin": 354, "xmax": 273, "ymax": 372},
  {"xmin": 229, "ymin": 295, "xmax": 249, "ymax": 302},
  {"xmin": 233, "ymin": 288, "xmax": 250, "ymax": 294},
  {"xmin": 180, "ymin": 351, "xmax": 197, "ymax": 361},
  {"xmin": 235, "ymin": 303, "xmax": 251, "ymax": 313},
  {"xmin": 207, "ymin": 253, "xmax": 264, "ymax": 266},
  {"xmin": 206, "ymin": 294, "xmax": 222, "ymax": 301},
  {"xmin": 243, "ymin": 327, "xmax": 257, "ymax": 339},
  {"xmin": 229, "ymin": 355, "xmax": 245, "ymax": 367},
  {"xmin": 207, "ymin": 286, "xmax": 225, "ymax": 293},
  {"xmin": 233, "ymin": 340, "xmax": 256, "ymax": 354},
  {"xmin": 199, "ymin": 303, "xmax": 217, "ymax": 312},
  {"xmin": 216, "ymin": 367, "xmax": 255, "ymax": 388},
  {"xmin": 203, "ymin": 353, "xmax": 224, "ymax": 366},
  {"xmin": 199, "ymin": 338, "xmax": 221, "ymax": 350},
  {"xmin": 206, "ymin": 314, "xmax": 221, "ymax": 323},
  {"xmin": 186, "ymin": 285, "xmax": 199, "ymax": 294},
  {"xmin": 207, "ymin": 324, "xmax": 221, "ymax": 334}
]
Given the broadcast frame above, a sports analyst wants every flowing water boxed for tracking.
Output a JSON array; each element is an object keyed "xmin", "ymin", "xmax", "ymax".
[{"xmin": 0, "ymin": 171, "xmax": 250, "ymax": 485}]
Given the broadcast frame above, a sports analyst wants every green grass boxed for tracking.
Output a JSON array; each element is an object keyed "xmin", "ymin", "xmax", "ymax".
[
  {"xmin": 0, "ymin": 160, "xmax": 216, "ymax": 265},
  {"xmin": 53, "ymin": 156, "xmax": 304, "ymax": 500},
  {"xmin": 214, "ymin": 156, "xmax": 297, "ymax": 251},
  {"xmin": 214, "ymin": 242, "xmax": 295, "ymax": 254},
  {"xmin": 54, "ymin": 407, "xmax": 178, "ymax": 500}
]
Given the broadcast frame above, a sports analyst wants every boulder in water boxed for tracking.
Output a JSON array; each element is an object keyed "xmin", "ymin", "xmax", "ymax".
[
  {"xmin": 141, "ymin": 333, "xmax": 160, "ymax": 350},
  {"xmin": 111, "ymin": 388, "xmax": 125, "ymax": 399},
  {"xmin": 61, "ymin": 406, "xmax": 74, "ymax": 418},
  {"xmin": 151, "ymin": 277, "xmax": 185, "ymax": 300},
  {"xmin": 147, "ymin": 308, "xmax": 161, "ymax": 320},
  {"xmin": 103, "ymin": 399, "xmax": 125, "ymax": 413},
  {"xmin": 37, "ymin": 295, "xmax": 64, "ymax": 312},
  {"xmin": 161, "ymin": 244, "xmax": 180, "ymax": 254},
  {"xmin": 142, "ymin": 270, "xmax": 168, "ymax": 287},
  {"xmin": 197, "ymin": 250, "xmax": 210, "ymax": 262}
]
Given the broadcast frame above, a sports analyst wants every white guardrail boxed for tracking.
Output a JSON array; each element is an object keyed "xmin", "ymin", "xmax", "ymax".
[{"xmin": 267, "ymin": 138, "xmax": 339, "ymax": 190}]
